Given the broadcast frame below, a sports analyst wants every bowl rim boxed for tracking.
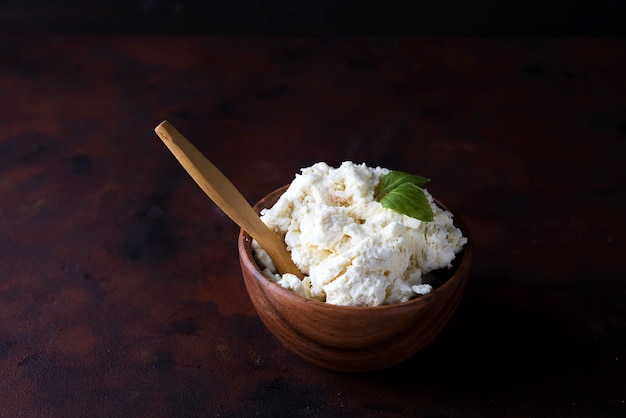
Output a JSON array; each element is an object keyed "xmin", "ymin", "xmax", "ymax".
[{"xmin": 239, "ymin": 184, "xmax": 473, "ymax": 312}]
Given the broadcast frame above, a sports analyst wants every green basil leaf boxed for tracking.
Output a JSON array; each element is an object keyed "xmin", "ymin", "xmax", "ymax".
[
  {"xmin": 380, "ymin": 183, "xmax": 434, "ymax": 222},
  {"xmin": 375, "ymin": 171, "xmax": 430, "ymax": 200},
  {"xmin": 375, "ymin": 171, "xmax": 433, "ymax": 222}
]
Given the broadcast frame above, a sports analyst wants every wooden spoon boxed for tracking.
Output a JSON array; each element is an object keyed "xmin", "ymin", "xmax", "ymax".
[{"xmin": 154, "ymin": 120, "xmax": 303, "ymax": 279}]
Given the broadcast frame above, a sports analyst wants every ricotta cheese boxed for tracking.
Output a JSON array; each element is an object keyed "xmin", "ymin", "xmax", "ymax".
[{"xmin": 252, "ymin": 161, "xmax": 467, "ymax": 306}]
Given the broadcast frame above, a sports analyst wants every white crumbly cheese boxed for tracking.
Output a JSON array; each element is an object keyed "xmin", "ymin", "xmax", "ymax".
[{"xmin": 252, "ymin": 161, "xmax": 467, "ymax": 307}]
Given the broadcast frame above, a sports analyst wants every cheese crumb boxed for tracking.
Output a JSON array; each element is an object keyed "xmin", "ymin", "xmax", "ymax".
[{"xmin": 252, "ymin": 161, "xmax": 467, "ymax": 306}]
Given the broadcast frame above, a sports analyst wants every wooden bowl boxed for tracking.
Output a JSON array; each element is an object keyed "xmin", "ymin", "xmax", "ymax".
[{"xmin": 238, "ymin": 185, "xmax": 473, "ymax": 372}]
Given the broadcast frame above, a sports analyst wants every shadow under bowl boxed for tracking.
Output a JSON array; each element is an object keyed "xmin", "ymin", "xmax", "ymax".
[{"xmin": 238, "ymin": 185, "xmax": 473, "ymax": 373}]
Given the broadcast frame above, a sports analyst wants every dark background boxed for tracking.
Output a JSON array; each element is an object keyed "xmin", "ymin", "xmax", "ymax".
[
  {"xmin": 1, "ymin": 2, "xmax": 625, "ymax": 417},
  {"xmin": 1, "ymin": 0, "xmax": 625, "ymax": 35}
]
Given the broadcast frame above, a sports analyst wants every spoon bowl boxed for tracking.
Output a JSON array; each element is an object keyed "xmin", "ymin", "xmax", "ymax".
[{"xmin": 239, "ymin": 185, "xmax": 473, "ymax": 372}]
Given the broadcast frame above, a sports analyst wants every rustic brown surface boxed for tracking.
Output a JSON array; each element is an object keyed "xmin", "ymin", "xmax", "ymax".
[{"xmin": 0, "ymin": 35, "xmax": 625, "ymax": 416}]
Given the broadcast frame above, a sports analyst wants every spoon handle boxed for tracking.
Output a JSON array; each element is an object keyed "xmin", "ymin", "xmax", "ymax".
[{"xmin": 155, "ymin": 120, "xmax": 303, "ymax": 278}]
